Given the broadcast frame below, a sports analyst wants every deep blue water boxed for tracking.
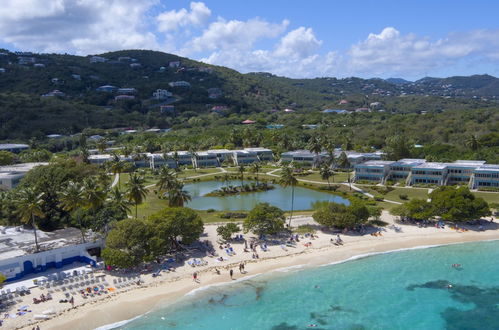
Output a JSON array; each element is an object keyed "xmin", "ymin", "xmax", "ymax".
[
  {"xmin": 119, "ymin": 240, "xmax": 499, "ymax": 330},
  {"xmin": 184, "ymin": 180, "xmax": 349, "ymax": 211}
]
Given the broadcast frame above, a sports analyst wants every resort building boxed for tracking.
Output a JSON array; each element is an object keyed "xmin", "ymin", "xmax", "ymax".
[
  {"xmin": 354, "ymin": 158, "xmax": 499, "ymax": 189},
  {"xmin": 175, "ymin": 151, "xmax": 194, "ymax": 166},
  {"xmin": 232, "ymin": 150, "xmax": 259, "ymax": 165},
  {"xmin": 354, "ymin": 160, "xmax": 394, "ymax": 182},
  {"xmin": 0, "ymin": 163, "xmax": 47, "ymax": 190},
  {"xmin": 148, "ymin": 153, "xmax": 177, "ymax": 169},
  {"xmin": 193, "ymin": 152, "xmax": 219, "ymax": 168},
  {"xmin": 280, "ymin": 150, "xmax": 326, "ymax": 167},
  {"xmin": 244, "ymin": 148, "xmax": 274, "ymax": 162},
  {"xmin": 0, "ymin": 227, "xmax": 102, "ymax": 282},
  {"xmin": 206, "ymin": 149, "xmax": 234, "ymax": 164}
]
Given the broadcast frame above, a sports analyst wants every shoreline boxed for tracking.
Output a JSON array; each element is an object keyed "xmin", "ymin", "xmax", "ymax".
[{"xmin": 24, "ymin": 217, "xmax": 499, "ymax": 329}]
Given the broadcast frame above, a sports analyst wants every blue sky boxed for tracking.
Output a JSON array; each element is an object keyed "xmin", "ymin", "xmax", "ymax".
[{"xmin": 1, "ymin": 0, "xmax": 499, "ymax": 79}]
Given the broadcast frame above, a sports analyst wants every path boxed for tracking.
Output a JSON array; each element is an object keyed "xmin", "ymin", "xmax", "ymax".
[
  {"xmin": 111, "ymin": 173, "xmax": 120, "ymax": 188},
  {"xmin": 264, "ymin": 168, "xmax": 401, "ymax": 204}
]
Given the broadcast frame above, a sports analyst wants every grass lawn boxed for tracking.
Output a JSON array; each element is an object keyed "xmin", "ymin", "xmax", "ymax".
[
  {"xmin": 176, "ymin": 168, "xmax": 224, "ymax": 178},
  {"xmin": 472, "ymin": 191, "xmax": 499, "ymax": 204},
  {"xmin": 297, "ymin": 171, "xmax": 350, "ymax": 183},
  {"xmin": 383, "ymin": 187, "xmax": 429, "ymax": 203}
]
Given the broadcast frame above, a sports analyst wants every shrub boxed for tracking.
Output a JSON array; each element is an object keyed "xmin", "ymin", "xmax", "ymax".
[
  {"xmin": 220, "ymin": 212, "xmax": 247, "ymax": 219},
  {"xmin": 399, "ymin": 194, "xmax": 409, "ymax": 200},
  {"xmin": 373, "ymin": 195, "xmax": 384, "ymax": 201},
  {"xmin": 206, "ymin": 208, "xmax": 216, "ymax": 213}
]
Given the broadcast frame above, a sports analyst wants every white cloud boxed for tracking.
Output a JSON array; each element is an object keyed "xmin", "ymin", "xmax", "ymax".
[
  {"xmin": 274, "ymin": 27, "xmax": 322, "ymax": 59},
  {"xmin": 347, "ymin": 27, "xmax": 499, "ymax": 76},
  {"xmin": 0, "ymin": 0, "xmax": 159, "ymax": 54},
  {"xmin": 182, "ymin": 18, "xmax": 289, "ymax": 54},
  {"xmin": 156, "ymin": 2, "xmax": 211, "ymax": 32}
]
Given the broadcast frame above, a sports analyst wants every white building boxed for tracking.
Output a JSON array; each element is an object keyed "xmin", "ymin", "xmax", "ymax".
[
  {"xmin": 168, "ymin": 81, "xmax": 191, "ymax": 88},
  {"xmin": 152, "ymin": 89, "xmax": 172, "ymax": 100},
  {"xmin": 0, "ymin": 163, "xmax": 47, "ymax": 190}
]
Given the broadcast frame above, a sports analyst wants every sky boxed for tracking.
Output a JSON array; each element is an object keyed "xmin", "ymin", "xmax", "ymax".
[{"xmin": 1, "ymin": 0, "xmax": 499, "ymax": 80}]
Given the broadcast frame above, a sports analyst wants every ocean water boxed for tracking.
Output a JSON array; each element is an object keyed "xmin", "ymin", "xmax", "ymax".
[{"xmin": 118, "ymin": 241, "xmax": 499, "ymax": 330}]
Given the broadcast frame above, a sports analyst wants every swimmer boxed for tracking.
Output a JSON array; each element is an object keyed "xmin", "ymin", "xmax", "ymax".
[
  {"xmin": 308, "ymin": 324, "xmax": 318, "ymax": 327},
  {"xmin": 447, "ymin": 284, "xmax": 453, "ymax": 289}
]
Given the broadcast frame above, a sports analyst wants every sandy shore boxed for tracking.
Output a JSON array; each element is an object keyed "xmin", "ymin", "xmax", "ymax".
[{"xmin": 10, "ymin": 212, "xmax": 499, "ymax": 330}]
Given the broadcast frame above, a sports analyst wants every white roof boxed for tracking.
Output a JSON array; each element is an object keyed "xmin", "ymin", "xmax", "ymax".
[
  {"xmin": 0, "ymin": 162, "xmax": 47, "ymax": 173},
  {"xmin": 0, "ymin": 144, "xmax": 29, "ymax": 150}
]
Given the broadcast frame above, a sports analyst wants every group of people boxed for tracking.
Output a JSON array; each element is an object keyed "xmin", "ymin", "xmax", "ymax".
[
  {"xmin": 330, "ymin": 234, "xmax": 343, "ymax": 246},
  {"xmin": 32, "ymin": 293, "xmax": 52, "ymax": 304}
]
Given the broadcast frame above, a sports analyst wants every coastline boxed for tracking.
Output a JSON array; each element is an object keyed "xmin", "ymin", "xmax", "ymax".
[{"xmin": 16, "ymin": 213, "xmax": 499, "ymax": 330}]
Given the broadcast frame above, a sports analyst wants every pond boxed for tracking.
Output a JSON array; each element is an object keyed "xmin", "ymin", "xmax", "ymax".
[{"xmin": 184, "ymin": 180, "xmax": 350, "ymax": 211}]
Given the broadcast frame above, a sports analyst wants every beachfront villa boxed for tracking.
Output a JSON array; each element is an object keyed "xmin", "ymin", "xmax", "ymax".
[
  {"xmin": 0, "ymin": 143, "xmax": 29, "ymax": 153},
  {"xmin": 280, "ymin": 150, "xmax": 383, "ymax": 168},
  {"xmin": 232, "ymin": 150, "xmax": 259, "ymax": 165},
  {"xmin": 0, "ymin": 227, "xmax": 102, "ymax": 282},
  {"xmin": 354, "ymin": 158, "xmax": 499, "ymax": 189}
]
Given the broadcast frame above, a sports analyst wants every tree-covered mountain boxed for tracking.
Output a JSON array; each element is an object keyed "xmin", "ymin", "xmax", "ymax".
[{"xmin": 0, "ymin": 49, "xmax": 498, "ymax": 140}]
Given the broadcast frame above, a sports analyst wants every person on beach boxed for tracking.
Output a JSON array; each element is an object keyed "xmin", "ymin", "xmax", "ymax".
[
  {"xmin": 193, "ymin": 272, "xmax": 198, "ymax": 282},
  {"xmin": 69, "ymin": 296, "xmax": 74, "ymax": 308},
  {"xmin": 229, "ymin": 269, "xmax": 234, "ymax": 279},
  {"xmin": 215, "ymin": 268, "xmax": 220, "ymax": 275}
]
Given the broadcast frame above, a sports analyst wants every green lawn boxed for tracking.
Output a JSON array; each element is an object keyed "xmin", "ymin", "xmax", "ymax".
[
  {"xmin": 176, "ymin": 168, "xmax": 224, "ymax": 178},
  {"xmin": 297, "ymin": 171, "xmax": 350, "ymax": 183},
  {"xmin": 383, "ymin": 187, "xmax": 430, "ymax": 203},
  {"xmin": 472, "ymin": 191, "xmax": 499, "ymax": 204}
]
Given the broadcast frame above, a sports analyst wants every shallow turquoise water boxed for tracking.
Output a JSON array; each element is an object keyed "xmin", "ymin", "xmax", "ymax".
[
  {"xmin": 121, "ymin": 240, "xmax": 499, "ymax": 330},
  {"xmin": 184, "ymin": 180, "xmax": 349, "ymax": 211}
]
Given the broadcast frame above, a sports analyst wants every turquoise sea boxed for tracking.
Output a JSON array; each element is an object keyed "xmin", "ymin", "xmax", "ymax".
[{"xmin": 116, "ymin": 240, "xmax": 499, "ymax": 330}]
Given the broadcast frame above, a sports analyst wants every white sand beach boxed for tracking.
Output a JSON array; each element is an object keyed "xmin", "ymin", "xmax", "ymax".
[{"xmin": 7, "ymin": 211, "xmax": 499, "ymax": 330}]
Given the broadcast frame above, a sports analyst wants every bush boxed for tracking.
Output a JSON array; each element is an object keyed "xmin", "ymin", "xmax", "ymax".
[
  {"xmin": 206, "ymin": 208, "xmax": 216, "ymax": 213},
  {"xmin": 399, "ymin": 194, "xmax": 409, "ymax": 200},
  {"xmin": 373, "ymin": 195, "xmax": 384, "ymax": 201},
  {"xmin": 220, "ymin": 212, "xmax": 247, "ymax": 219},
  {"xmin": 217, "ymin": 223, "xmax": 241, "ymax": 241}
]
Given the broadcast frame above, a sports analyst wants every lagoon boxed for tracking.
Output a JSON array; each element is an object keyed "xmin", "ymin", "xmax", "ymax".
[{"xmin": 183, "ymin": 180, "xmax": 349, "ymax": 211}]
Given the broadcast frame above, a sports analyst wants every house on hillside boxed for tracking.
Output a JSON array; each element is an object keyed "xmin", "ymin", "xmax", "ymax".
[
  {"xmin": 90, "ymin": 56, "xmax": 107, "ymax": 63},
  {"xmin": 338, "ymin": 99, "xmax": 348, "ymax": 105},
  {"xmin": 41, "ymin": 90, "xmax": 65, "ymax": 98},
  {"xmin": 0, "ymin": 144, "xmax": 29, "ymax": 153},
  {"xmin": 152, "ymin": 89, "xmax": 172, "ymax": 100},
  {"xmin": 115, "ymin": 95, "xmax": 135, "ymax": 101},
  {"xmin": 169, "ymin": 61, "xmax": 181, "ymax": 68},
  {"xmin": 130, "ymin": 63, "xmax": 141, "ymax": 68},
  {"xmin": 96, "ymin": 85, "xmax": 118, "ymax": 92},
  {"xmin": 207, "ymin": 87, "xmax": 223, "ymax": 99},
  {"xmin": 169, "ymin": 81, "xmax": 191, "ymax": 87},
  {"xmin": 322, "ymin": 109, "xmax": 348, "ymax": 114},
  {"xmin": 355, "ymin": 108, "xmax": 370, "ymax": 113},
  {"xmin": 117, "ymin": 88, "xmax": 137, "ymax": 95},
  {"xmin": 242, "ymin": 119, "xmax": 255, "ymax": 125},
  {"xmin": 33, "ymin": 63, "xmax": 45, "ymax": 68},
  {"xmin": 18, "ymin": 57, "xmax": 36, "ymax": 65},
  {"xmin": 0, "ymin": 68, "xmax": 5, "ymax": 73}
]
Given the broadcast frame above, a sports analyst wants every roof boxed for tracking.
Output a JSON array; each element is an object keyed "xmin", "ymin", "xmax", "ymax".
[
  {"xmin": 281, "ymin": 150, "xmax": 317, "ymax": 158},
  {"xmin": 0, "ymin": 162, "xmax": 47, "ymax": 173},
  {"xmin": 0, "ymin": 143, "xmax": 29, "ymax": 150},
  {"xmin": 244, "ymin": 147, "xmax": 272, "ymax": 153},
  {"xmin": 242, "ymin": 119, "xmax": 255, "ymax": 124},
  {"xmin": 475, "ymin": 164, "xmax": 499, "ymax": 172},
  {"xmin": 360, "ymin": 160, "xmax": 395, "ymax": 167},
  {"xmin": 391, "ymin": 159, "xmax": 426, "ymax": 166},
  {"xmin": 413, "ymin": 162, "xmax": 447, "ymax": 170}
]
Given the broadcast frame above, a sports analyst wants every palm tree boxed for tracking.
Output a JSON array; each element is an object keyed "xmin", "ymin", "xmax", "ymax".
[
  {"xmin": 156, "ymin": 165, "xmax": 177, "ymax": 195},
  {"xmin": 279, "ymin": 165, "xmax": 298, "ymax": 227},
  {"xmin": 223, "ymin": 172, "xmax": 231, "ymax": 188},
  {"xmin": 16, "ymin": 188, "xmax": 45, "ymax": 252},
  {"xmin": 126, "ymin": 173, "xmax": 148, "ymax": 218},
  {"xmin": 238, "ymin": 164, "xmax": 245, "ymax": 186},
  {"xmin": 466, "ymin": 135, "xmax": 480, "ymax": 151},
  {"xmin": 168, "ymin": 182, "xmax": 192, "ymax": 207},
  {"xmin": 59, "ymin": 181, "xmax": 86, "ymax": 243},
  {"xmin": 250, "ymin": 162, "xmax": 261, "ymax": 185},
  {"xmin": 307, "ymin": 135, "xmax": 322, "ymax": 168},
  {"xmin": 337, "ymin": 152, "xmax": 351, "ymax": 190},
  {"xmin": 96, "ymin": 138, "xmax": 108, "ymax": 154},
  {"xmin": 82, "ymin": 177, "xmax": 107, "ymax": 212},
  {"xmin": 320, "ymin": 164, "xmax": 334, "ymax": 188},
  {"xmin": 110, "ymin": 154, "xmax": 125, "ymax": 188},
  {"xmin": 108, "ymin": 186, "xmax": 131, "ymax": 215}
]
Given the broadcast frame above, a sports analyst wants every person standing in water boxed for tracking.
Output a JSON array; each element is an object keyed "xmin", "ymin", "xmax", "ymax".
[{"xmin": 229, "ymin": 269, "xmax": 234, "ymax": 279}]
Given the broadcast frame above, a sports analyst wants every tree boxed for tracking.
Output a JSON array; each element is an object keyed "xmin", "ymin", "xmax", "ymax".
[
  {"xmin": 147, "ymin": 207, "xmax": 204, "ymax": 252},
  {"xmin": 307, "ymin": 135, "xmax": 322, "ymax": 168},
  {"xmin": 109, "ymin": 154, "xmax": 125, "ymax": 188},
  {"xmin": 59, "ymin": 181, "xmax": 86, "ymax": 243},
  {"xmin": 279, "ymin": 165, "xmax": 298, "ymax": 227},
  {"xmin": 217, "ymin": 223, "xmax": 241, "ymax": 241},
  {"xmin": 385, "ymin": 135, "xmax": 412, "ymax": 160},
  {"xmin": 0, "ymin": 273, "xmax": 6, "ymax": 286},
  {"xmin": 102, "ymin": 218, "xmax": 155, "ymax": 268},
  {"xmin": 16, "ymin": 188, "xmax": 45, "ymax": 252},
  {"xmin": 126, "ymin": 173, "xmax": 148, "ymax": 218},
  {"xmin": 82, "ymin": 177, "xmax": 106, "ymax": 212},
  {"xmin": 0, "ymin": 151, "xmax": 15, "ymax": 165},
  {"xmin": 430, "ymin": 186, "xmax": 490, "ymax": 222},
  {"xmin": 397, "ymin": 199, "xmax": 434, "ymax": 221},
  {"xmin": 337, "ymin": 152, "xmax": 351, "ymax": 189},
  {"xmin": 238, "ymin": 164, "xmax": 245, "ymax": 186},
  {"xmin": 167, "ymin": 182, "xmax": 192, "ymax": 207},
  {"xmin": 108, "ymin": 186, "xmax": 131, "ymax": 216},
  {"xmin": 155, "ymin": 165, "xmax": 177, "ymax": 194},
  {"xmin": 244, "ymin": 203, "xmax": 285, "ymax": 236},
  {"xmin": 466, "ymin": 135, "xmax": 480, "ymax": 151},
  {"xmin": 250, "ymin": 162, "xmax": 261, "ymax": 185},
  {"xmin": 313, "ymin": 201, "xmax": 369, "ymax": 229},
  {"xmin": 319, "ymin": 163, "xmax": 334, "ymax": 187}
]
